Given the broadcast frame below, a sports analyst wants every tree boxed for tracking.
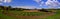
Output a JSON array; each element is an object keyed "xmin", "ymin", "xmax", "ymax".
[
  {"xmin": 8, "ymin": 6, "xmax": 12, "ymax": 10},
  {"xmin": 8, "ymin": 6, "xmax": 11, "ymax": 9}
]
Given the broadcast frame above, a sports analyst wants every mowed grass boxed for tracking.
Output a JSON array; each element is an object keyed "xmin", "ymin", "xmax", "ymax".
[{"xmin": 0, "ymin": 10, "xmax": 60, "ymax": 19}]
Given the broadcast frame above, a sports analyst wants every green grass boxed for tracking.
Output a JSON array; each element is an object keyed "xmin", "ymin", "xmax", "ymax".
[
  {"xmin": 8, "ymin": 10, "xmax": 44, "ymax": 16},
  {"xmin": 0, "ymin": 10, "xmax": 60, "ymax": 19},
  {"xmin": 44, "ymin": 10, "xmax": 60, "ymax": 19},
  {"xmin": 0, "ymin": 10, "xmax": 24, "ymax": 19}
]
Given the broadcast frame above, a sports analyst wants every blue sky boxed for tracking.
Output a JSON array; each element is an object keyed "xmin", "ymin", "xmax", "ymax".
[
  {"xmin": 0, "ymin": 0, "xmax": 60, "ymax": 9},
  {"xmin": 3, "ymin": 0, "xmax": 38, "ymax": 6}
]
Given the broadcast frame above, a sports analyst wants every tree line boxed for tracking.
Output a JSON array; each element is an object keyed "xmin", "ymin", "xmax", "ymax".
[
  {"xmin": 0, "ymin": 6, "xmax": 26, "ymax": 11},
  {"xmin": 0, "ymin": 5, "xmax": 57, "ymax": 13}
]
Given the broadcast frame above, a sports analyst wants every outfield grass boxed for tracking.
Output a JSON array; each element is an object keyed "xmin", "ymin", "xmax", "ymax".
[{"xmin": 0, "ymin": 10, "xmax": 60, "ymax": 19}]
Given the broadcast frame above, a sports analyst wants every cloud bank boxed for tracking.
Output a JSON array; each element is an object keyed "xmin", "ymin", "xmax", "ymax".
[
  {"xmin": 13, "ymin": 6, "xmax": 36, "ymax": 9},
  {"xmin": 34, "ymin": 0, "xmax": 60, "ymax": 9}
]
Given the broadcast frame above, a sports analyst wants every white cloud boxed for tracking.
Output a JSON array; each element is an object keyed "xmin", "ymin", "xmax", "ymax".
[
  {"xmin": 0, "ymin": 0, "xmax": 11, "ymax": 5},
  {"xmin": 0, "ymin": 0, "xmax": 3, "ymax": 2},
  {"xmin": 34, "ymin": 0, "xmax": 60, "ymax": 9},
  {"xmin": 0, "ymin": 0, "xmax": 11, "ymax": 3},
  {"xmin": 4, "ymin": 0, "xmax": 7, "ymax": 3},
  {"xmin": 33, "ymin": 0, "xmax": 45, "ymax": 6},
  {"xmin": 4, "ymin": 0, "xmax": 11, "ymax": 3},
  {"xmin": 0, "ymin": 0, "xmax": 3, "ymax": 4},
  {"xmin": 13, "ymin": 6, "xmax": 36, "ymax": 9},
  {"xmin": 33, "ymin": 0, "xmax": 42, "ymax": 4},
  {"xmin": 45, "ymin": 0, "xmax": 60, "ymax": 8},
  {"xmin": 39, "ymin": 1, "xmax": 45, "ymax": 6}
]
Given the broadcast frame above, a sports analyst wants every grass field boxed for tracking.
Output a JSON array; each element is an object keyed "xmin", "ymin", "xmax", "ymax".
[{"xmin": 0, "ymin": 10, "xmax": 60, "ymax": 19}]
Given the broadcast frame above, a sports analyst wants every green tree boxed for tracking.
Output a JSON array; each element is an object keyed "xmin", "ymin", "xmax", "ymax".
[{"xmin": 8, "ymin": 6, "xmax": 12, "ymax": 10}]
